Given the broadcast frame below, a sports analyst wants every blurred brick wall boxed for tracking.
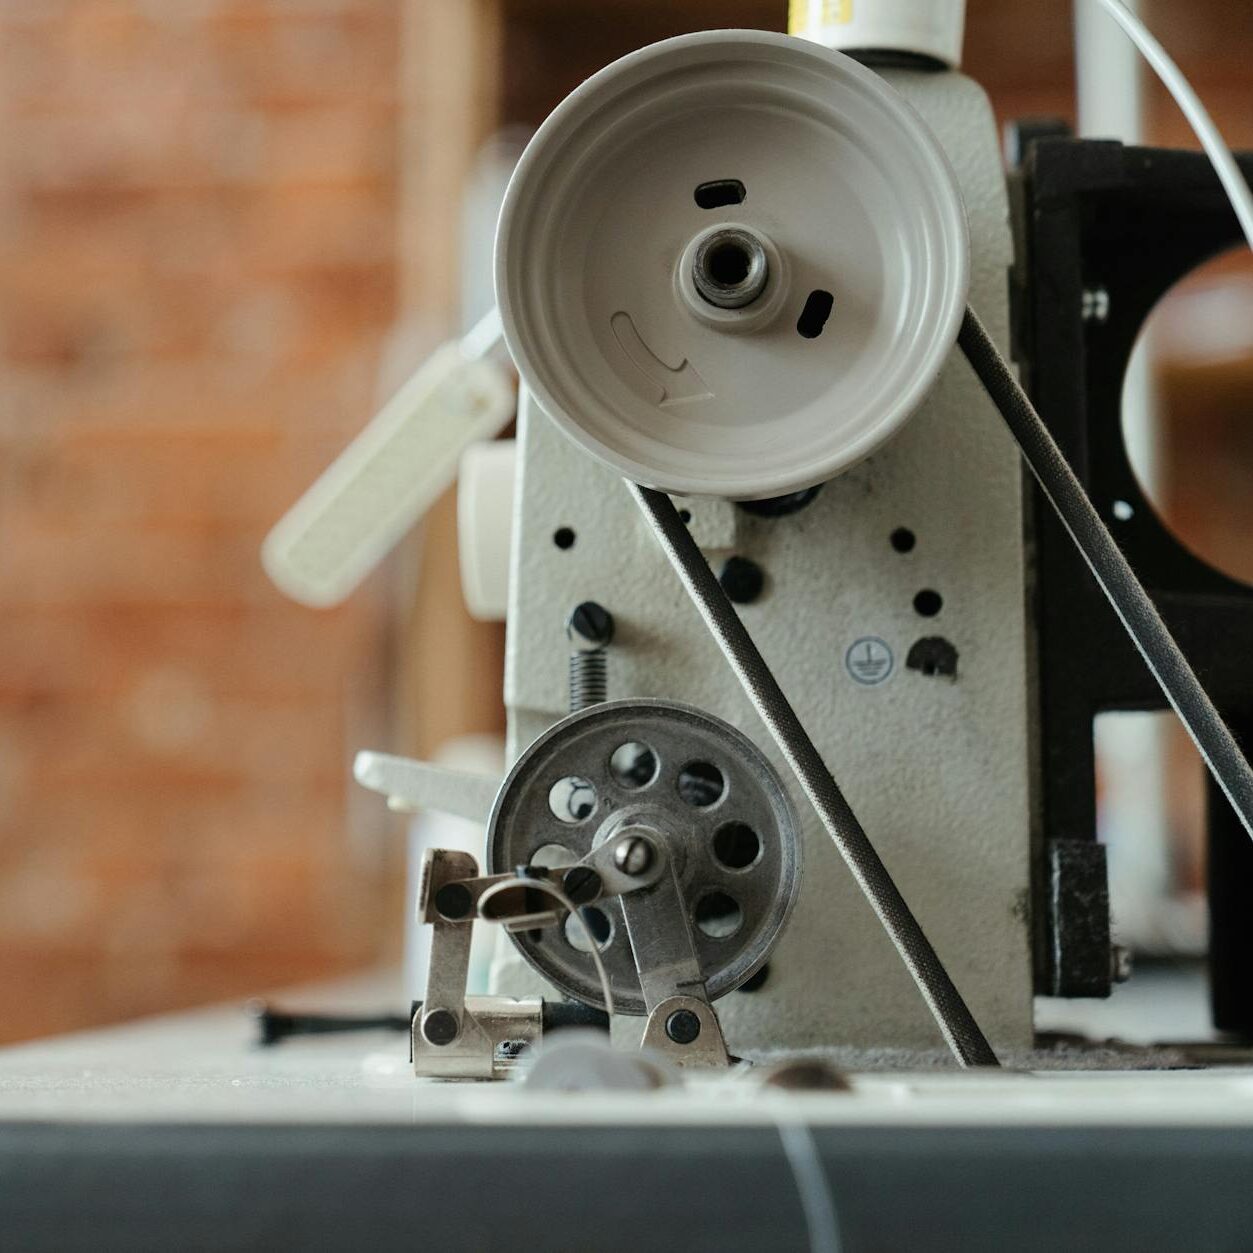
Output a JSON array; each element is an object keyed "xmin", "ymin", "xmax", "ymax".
[{"xmin": 0, "ymin": 0, "xmax": 403, "ymax": 1041}]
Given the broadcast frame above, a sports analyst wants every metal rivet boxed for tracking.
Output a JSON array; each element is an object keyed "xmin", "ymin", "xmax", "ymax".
[
  {"xmin": 665, "ymin": 1008, "xmax": 702, "ymax": 1045},
  {"xmin": 433, "ymin": 882, "xmax": 472, "ymax": 920},
  {"xmin": 422, "ymin": 1009, "xmax": 460, "ymax": 1047}
]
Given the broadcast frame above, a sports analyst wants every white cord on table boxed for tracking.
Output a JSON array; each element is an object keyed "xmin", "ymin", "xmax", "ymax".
[{"xmin": 777, "ymin": 1119, "xmax": 842, "ymax": 1253}]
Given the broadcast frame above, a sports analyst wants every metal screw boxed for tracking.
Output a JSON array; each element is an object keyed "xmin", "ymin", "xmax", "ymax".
[
  {"xmin": 422, "ymin": 1008, "xmax": 460, "ymax": 1047},
  {"xmin": 665, "ymin": 1008, "xmax": 702, "ymax": 1045},
  {"xmin": 567, "ymin": 601, "xmax": 614, "ymax": 650},
  {"xmin": 718, "ymin": 556, "xmax": 765, "ymax": 605},
  {"xmin": 566, "ymin": 602, "xmax": 614, "ymax": 712},
  {"xmin": 612, "ymin": 834, "xmax": 655, "ymax": 877},
  {"xmin": 561, "ymin": 865, "xmax": 602, "ymax": 905}
]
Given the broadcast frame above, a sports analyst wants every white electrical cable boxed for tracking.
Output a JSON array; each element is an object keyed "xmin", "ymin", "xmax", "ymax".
[
  {"xmin": 1092, "ymin": 0, "xmax": 1253, "ymax": 253},
  {"xmin": 777, "ymin": 1119, "xmax": 843, "ymax": 1253}
]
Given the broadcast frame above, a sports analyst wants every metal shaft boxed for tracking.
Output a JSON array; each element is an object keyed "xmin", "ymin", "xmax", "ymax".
[
  {"xmin": 958, "ymin": 305, "xmax": 1253, "ymax": 842},
  {"xmin": 629, "ymin": 481, "xmax": 999, "ymax": 1068}
]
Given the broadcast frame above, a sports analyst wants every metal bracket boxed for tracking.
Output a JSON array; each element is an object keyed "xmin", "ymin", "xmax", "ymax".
[
  {"xmin": 412, "ymin": 848, "xmax": 543, "ymax": 1078},
  {"xmin": 620, "ymin": 861, "xmax": 730, "ymax": 1068},
  {"xmin": 412, "ymin": 840, "xmax": 730, "ymax": 1076}
]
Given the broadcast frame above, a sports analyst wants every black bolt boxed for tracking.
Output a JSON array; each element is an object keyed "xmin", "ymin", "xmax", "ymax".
[
  {"xmin": 433, "ymin": 882, "xmax": 472, "ymax": 920},
  {"xmin": 718, "ymin": 556, "xmax": 765, "ymax": 604},
  {"xmin": 422, "ymin": 1008, "xmax": 460, "ymax": 1047},
  {"xmin": 566, "ymin": 601, "xmax": 615, "ymax": 648},
  {"xmin": 562, "ymin": 865, "xmax": 602, "ymax": 905},
  {"xmin": 665, "ymin": 1008, "xmax": 702, "ymax": 1045}
]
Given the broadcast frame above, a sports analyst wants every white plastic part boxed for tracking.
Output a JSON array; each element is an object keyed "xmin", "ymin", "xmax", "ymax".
[
  {"xmin": 494, "ymin": 31, "xmax": 969, "ymax": 500},
  {"xmin": 261, "ymin": 309, "xmax": 513, "ymax": 608},
  {"xmin": 788, "ymin": 0, "xmax": 967, "ymax": 69},
  {"xmin": 353, "ymin": 750, "xmax": 501, "ymax": 822},
  {"xmin": 457, "ymin": 440, "xmax": 516, "ymax": 622}
]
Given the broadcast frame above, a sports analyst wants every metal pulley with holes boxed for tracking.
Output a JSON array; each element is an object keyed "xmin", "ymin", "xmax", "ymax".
[
  {"xmin": 486, "ymin": 700, "xmax": 801, "ymax": 1015},
  {"xmin": 495, "ymin": 29, "xmax": 970, "ymax": 500}
]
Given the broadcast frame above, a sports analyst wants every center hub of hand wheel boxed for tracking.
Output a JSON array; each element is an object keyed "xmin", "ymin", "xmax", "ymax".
[{"xmin": 691, "ymin": 227, "xmax": 770, "ymax": 309}]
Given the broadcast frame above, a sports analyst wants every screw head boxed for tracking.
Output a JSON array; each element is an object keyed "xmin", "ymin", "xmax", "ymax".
[
  {"xmin": 561, "ymin": 865, "xmax": 602, "ymax": 905},
  {"xmin": 566, "ymin": 601, "xmax": 615, "ymax": 650},
  {"xmin": 612, "ymin": 834, "xmax": 655, "ymax": 877},
  {"xmin": 422, "ymin": 1008, "xmax": 460, "ymax": 1047},
  {"xmin": 665, "ymin": 1008, "xmax": 702, "ymax": 1045},
  {"xmin": 718, "ymin": 556, "xmax": 765, "ymax": 605}
]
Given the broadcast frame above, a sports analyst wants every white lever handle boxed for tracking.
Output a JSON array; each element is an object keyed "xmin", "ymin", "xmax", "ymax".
[
  {"xmin": 354, "ymin": 751, "xmax": 501, "ymax": 823},
  {"xmin": 262, "ymin": 309, "xmax": 513, "ymax": 607}
]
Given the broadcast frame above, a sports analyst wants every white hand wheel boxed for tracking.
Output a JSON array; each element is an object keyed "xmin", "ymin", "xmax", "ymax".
[{"xmin": 495, "ymin": 30, "xmax": 969, "ymax": 499}]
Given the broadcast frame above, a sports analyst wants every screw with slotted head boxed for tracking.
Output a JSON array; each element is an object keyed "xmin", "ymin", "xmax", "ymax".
[
  {"xmin": 612, "ymin": 833, "xmax": 656, "ymax": 877},
  {"xmin": 566, "ymin": 601, "xmax": 615, "ymax": 650}
]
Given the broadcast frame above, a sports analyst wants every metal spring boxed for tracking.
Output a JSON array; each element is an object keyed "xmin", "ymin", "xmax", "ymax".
[{"xmin": 568, "ymin": 650, "xmax": 607, "ymax": 712}]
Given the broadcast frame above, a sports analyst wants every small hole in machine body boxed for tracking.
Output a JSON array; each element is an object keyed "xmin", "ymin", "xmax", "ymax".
[
  {"xmin": 913, "ymin": 589, "xmax": 943, "ymax": 618},
  {"xmin": 797, "ymin": 290, "xmax": 834, "ymax": 339},
  {"xmin": 694, "ymin": 179, "xmax": 746, "ymax": 209},
  {"xmin": 553, "ymin": 527, "xmax": 576, "ymax": 550}
]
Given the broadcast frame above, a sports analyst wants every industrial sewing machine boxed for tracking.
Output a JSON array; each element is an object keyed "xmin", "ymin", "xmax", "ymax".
[{"xmin": 263, "ymin": 2, "xmax": 1253, "ymax": 1082}]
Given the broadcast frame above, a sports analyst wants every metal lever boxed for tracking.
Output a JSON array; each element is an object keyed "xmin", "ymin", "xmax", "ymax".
[{"xmin": 620, "ymin": 860, "xmax": 730, "ymax": 1068}]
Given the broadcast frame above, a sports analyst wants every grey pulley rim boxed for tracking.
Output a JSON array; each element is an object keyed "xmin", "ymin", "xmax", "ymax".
[
  {"xmin": 486, "ymin": 699, "xmax": 802, "ymax": 1016},
  {"xmin": 494, "ymin": 29, "xmax": 970, "ymax": 499}
]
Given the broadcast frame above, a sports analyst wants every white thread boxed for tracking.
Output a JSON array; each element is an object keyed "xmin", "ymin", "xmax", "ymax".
[
  {"xmin": 777, "ymin": 1119, "xmax": 842, "ymax": 1253},
  {"xmin": 484, "ymin": 875, "xmax": 616, "ymax": 1020}
]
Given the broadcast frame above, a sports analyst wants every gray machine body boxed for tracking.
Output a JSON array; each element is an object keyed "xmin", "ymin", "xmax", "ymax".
[{"xmin": 493, "ymin": 67, "xmax": 1033, "ymax": 1052}]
